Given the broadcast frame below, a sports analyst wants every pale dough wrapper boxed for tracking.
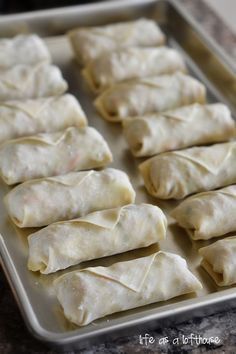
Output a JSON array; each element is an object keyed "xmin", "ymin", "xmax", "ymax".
[
  {"xmin": 95, "ymin": 72, "xmax": 206, "ymax": 122},
  {"xmin": 123, "ymin": 103, "xmax": 235, "ymax": 157},
  {"xmin": 0, "ymin": 94, "xmax": 87, "ymax": 144},
  {"xmin": 54, "ymin": 251, "xmax": 202, "ymax": 326},
  {"xmin": 28, "ymin": 204, "xmax": 167, "ymax": 274},
  {"xmin": 199, "ymin": 236, "xmax": 236, "ymax": 286},
  {"xmin": 0, "ymin": 126, "xmax": 112, "ymax": 185},
  {"xmin": 4, "ymin": 168, "xmax": 136, "ymax": 227},
  {"xmin": 139, "ymin": 142, "xmax": 236, "ymax": 200},
  {"xmin": 0, "ymin": 34, "xmax": 51, "ymax": 68},
  {"xmin": 83, "ymin": 47, "xmax": 186, "ymax": 93},
  {"xmin": 0, "ymin": 63, "xmax": 67, "ymax": 101},
  {"xmin": 68, "ymin": 18, "xmax": 165, "ymax": 65},
  {"xmin": 171, "ymin": 185, "xmax": 236, "ymax": 240}
]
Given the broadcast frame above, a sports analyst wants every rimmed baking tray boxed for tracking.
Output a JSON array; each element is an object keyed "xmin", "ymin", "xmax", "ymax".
[{"xmin": 0, "ymin": 0, "xmax": 236, "ymax": 349}]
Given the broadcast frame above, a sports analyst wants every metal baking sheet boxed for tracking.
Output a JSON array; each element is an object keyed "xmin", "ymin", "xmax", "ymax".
[{"xmin": 0, "ymin": 0, "xmax": 236, "ymax": 348}]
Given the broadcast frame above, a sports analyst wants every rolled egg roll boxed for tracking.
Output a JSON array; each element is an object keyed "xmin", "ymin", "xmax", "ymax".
[
  {"xmin": 123, "ymin": 103, "xmax": 235, "ymax": 157},
  {"xmin": 68, "ymin": 18, "xmax": 165, "ymax": 65},
  {"xmin": 28, "ymin": 203, "xmax": 167, "ymax": 274},
  {"xmin": 83, "ymin": 47, "xmax": 186, "ymax": 92},
  {"xmin": 4, "ymin": 168, "xmax": 136, "ymax": 227},
  {"xmin": 0, "ymin": 126, "xmax": 112, "ymax": 185},
  {"xmin": 0, "ymin": 34, "xmax": 51, "ymax": 68},
  {"xmin": 139, "ymin": 142, "xmax": 236, "ymax": 200},
  {"xmin": 54, "ymin": 251, "xmax": 202, "ymax": 326},
  {"xmin": 171, "ymin": 186, "xmax": 236, "ymax": 240},
  {"xmin": 95, "ymin": 72, "xmax": 206, "ymax": 122},
  {"xmin": 199, "ymin": 236, "xmax": 236, "ymax": 286},
  {"xmin": 0, "ymin": 63, "xmax": 67, "ymax": 101},
  {"xmin": 0, "ymin": 94, "xmax": 87, "ymax": 144}
]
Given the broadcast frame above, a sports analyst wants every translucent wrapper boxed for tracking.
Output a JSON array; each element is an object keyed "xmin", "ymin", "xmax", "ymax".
[
  {"xmin": 0, "ymin": 94, "xmax": 87, "ymax": 144},
  {"xmin": 54, "ymin": 251, "xmax": 202, "ymax": 326},
  {"xmin": 0, "ymin": 34, "xmax": 51, "ymax": 68},
  {"xmin": 68, "ymin": 18, "xmax": 165, "ymax": 65},
  {"xmin": 4, "ymin": 168, "xmax": 136, "ymax": 227},
  {"xmin": 83, "ymin": 47, "xmax": 186, "ymax": 92},
  {"xmin": 95, "ymin": 72, "xmax": 206, "ymax": 122},
  {"xmin": 0, "ymin": 126, "xmax": 112, "ymax": 185},
  {"xmin": 0, "ymin": 63, "xmax": 67, "ymax": 101},
  {"xmin": 199, "ymin": 237, "xmax": 236, "ymax": 286},
  {"xmin": 123, "ymin": 103, "xmax": 235, "ymax": 157},
  {"xmin": 139, "ymin": 142, "xmax": 236, "ymax": 200},
  {"xmin": 171, "ymin": 185, "xmax": 236, "ymax": 240},
  {"xmin": 28, "ymin": 204, "xmax": 167, "ymax": 274}
]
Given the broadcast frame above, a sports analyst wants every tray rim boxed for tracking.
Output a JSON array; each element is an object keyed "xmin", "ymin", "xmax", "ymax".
[{"xmin": 0, "ymin": 0, "xmax": 236, "ymax": 346}]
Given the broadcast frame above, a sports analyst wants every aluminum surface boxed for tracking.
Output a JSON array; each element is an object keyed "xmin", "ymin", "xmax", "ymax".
[{"xmin": 0, "ymin": 0, "xmax": 236, "ymax": 347}]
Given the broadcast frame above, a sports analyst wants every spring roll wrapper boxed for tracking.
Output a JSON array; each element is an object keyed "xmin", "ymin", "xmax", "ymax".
[
  {"xmin": 0, "ymin": 126, "xmax": 112, "ymax": 185},
  {"xmin": 199, "ymin": 236, "xmax": 236, "ymax": 286},
  {"xmin": 139, "ymin": 142, "xmax": 236, "ymax": 200},
  {"xmin": 54, "ymin": 251, "xmax": 202, "ymax": 326},
  {"xmin": 28, "ymin": 203, "xmax": 167, "ymax": 274},
  {"xmin": 123, "ymin": 103, "xmax": 235, "ymax": 157},
  {"xmin": 171, "ymin": 185, "xmax": 236, "ymax": 240},
  {"xmin": 4, "ymin": 168, "xmax": 136, "ymax": 227},
  {"xmin": 95, "ymin": 73, "xmax": 206, "ymax": 122}
]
